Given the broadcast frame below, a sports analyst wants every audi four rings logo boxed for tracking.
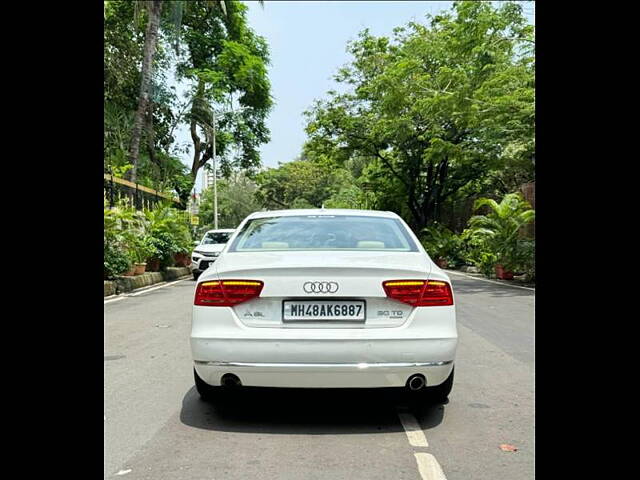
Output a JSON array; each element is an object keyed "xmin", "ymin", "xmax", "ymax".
[{"xmin": 303, "ymin": 281, "xmax": 339, "ymax": 294}]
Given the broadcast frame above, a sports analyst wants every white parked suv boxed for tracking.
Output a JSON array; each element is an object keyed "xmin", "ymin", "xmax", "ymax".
[
  {"xmin": 191, "ymin": 209, "xmax": 457, "ymax": 399},
  {"xmin": 191, "ymin": 229, "xmax": 235, "ymax": 280}
]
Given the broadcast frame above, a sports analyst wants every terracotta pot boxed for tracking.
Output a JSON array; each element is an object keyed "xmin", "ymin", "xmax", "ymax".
[
  {"xmin": 435, "ymin": 258, "xmax": 448, "ymax": 269},
  {"xmin": 495, "ymin": 264, "xmax": 514, "ymax": 280},
  {"xmin": 122, "ymin": 266, "xmax": 136, "ymax": 277},
  {"xmin": 134, "ymin": 263, "xmax": 147, "ymax": 275},
  {"xmin": 147, "ymin": 258, "xmax": 160, "ymax": 272},
  {"xmin": 174, "ymin": 252, "xmax": 190, "ymax": 267}
]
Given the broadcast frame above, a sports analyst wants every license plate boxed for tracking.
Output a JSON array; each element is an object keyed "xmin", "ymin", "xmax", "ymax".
[{"xmin": 283, "ymin": 300, "xmax": 366, "ymax": 321}]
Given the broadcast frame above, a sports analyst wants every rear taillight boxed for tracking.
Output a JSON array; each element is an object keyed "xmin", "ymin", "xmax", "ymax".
[
  {"xmin": 194, "ymin": 280, "xmax": 263, "ymax": 306},
  {"xmin": 382, "ymin": 280, "xmax": 453, "ymax": 306}
]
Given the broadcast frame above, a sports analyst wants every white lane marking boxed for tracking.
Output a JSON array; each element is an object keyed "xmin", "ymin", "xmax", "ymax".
[
  {"xmin": 397, "ymin": 411, "xmax": 429, "ymax": 447},
  {"xmin": 445, "ymin": 270, "xmax": 535, "ymax": 291},
  {"xmin": 104, "ymin": 296, "xmax": 125, "ymax": 305},
  {"xmin": 104, "ymin": 278, "xmax": 190, "ymax": 304},
  {"xmin": 414, "ymin": 453, "xmax": 447, "ymax": 480}
]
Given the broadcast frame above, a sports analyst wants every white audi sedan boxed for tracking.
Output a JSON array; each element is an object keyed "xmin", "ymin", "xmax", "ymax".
[{"xmin": 191, "ymin": 209, "xmax": 457, "ymax": 400}]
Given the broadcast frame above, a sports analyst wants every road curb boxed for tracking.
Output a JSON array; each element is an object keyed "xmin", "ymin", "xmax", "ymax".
[
  {"xmin": 445, "ymin": 269, "xmax": 535, "ymax": 291},
  {"xmin": 104, "ymin": 267, "xmax": 191, "ymax": 296}
]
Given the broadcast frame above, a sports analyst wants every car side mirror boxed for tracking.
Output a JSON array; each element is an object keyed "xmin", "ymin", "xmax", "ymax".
[{"xmin": 193, "ymin": 241, "xmax": 200, "ymax": 247}]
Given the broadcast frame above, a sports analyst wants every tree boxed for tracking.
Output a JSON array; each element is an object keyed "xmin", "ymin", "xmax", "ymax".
[
  {"xmin": 254, "ymin": 155, "xmax": 357, "ymax": 210},
  {"xmin": 176, "ymin": 0, "xmax": 272, "ymax": 192},
  {"xmin": 104, "ymin": 0, "xmax": 178, "ymax": 190},
  {"xmin": 128, "ymin": 0, "xmax": 163, "ymax": 183},
  {"xmin": 305, "ymin": 1, "xmax": 534, "ymax": 231},
  {"xmin": 199, "ymin": 171, "xmax": 261, "ymax": 228},
  {"xmin": 104, "ymin": 1, "xmax": 271, "ymax": 207}
]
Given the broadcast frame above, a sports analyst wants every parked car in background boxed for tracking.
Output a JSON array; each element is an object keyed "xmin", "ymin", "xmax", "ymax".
[
  {"xmin": 191, "ymin": 209, "xmax": 457, "ymax": 400},
  {"xmin": 191, "ymin": 229, "xmax": 236, "ymax": 280}
]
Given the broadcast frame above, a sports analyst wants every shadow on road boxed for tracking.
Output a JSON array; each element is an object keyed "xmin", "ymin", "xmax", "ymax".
[
  {"xmin": 180, "ymin": 386, "xmax": 445, "ymax": 435},
  {"xmin": 450, "ymin": 276, "xmax": 534, "ymax": 298}
]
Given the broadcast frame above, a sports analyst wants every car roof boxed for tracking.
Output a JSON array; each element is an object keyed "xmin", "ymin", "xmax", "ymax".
[
  {"xmin": 245, "ymin": 209, "xmax": 399, "ymax": 220},
  {"xmin": 204, "ymin": 229, "xmax": 236, "ymax": 233}
]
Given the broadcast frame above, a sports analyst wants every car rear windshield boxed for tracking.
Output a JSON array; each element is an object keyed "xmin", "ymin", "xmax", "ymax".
[
  {"xmin": 202, "ymin": 232, "xmax": 232, "ymax": 244},
  {"xmin": 229, "ymin": 215, "xmax": 418, "ymax": 252}
]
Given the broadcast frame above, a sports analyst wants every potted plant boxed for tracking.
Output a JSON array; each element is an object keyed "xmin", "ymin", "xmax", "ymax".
[
  {"xmin": 104, "ymin": 239, "xmax": 133, "ymax": 279},
  {"xmin": 146, "ymin": 257, "xmax": 161, "ymax": 272},
  {"xmin": 421, "ymin": 223, "xmax": 461, "ymax": 269},
  {"xmin": 128, "ymin": 235, "xmax": 155, "ymax": 276},
  {"xmin": 143, "ymin": 204, "xmax": 193, "ymax": 268},
  {"xmin": 174, "ymin": 250, "xmax": 191, "ymax": 267},
  {"xmin": 118, "ymin": 249, "xmax": 137, "ymax": 276},
  {"xmin": 172, "ymin": 227, "xmax": 194, "ymax": 267},
  {"xmin": 467, "ymin": 193, "xmax": 535, "ymax": 280},
  {"xmin": 134, "ymin": 262, "xmax": 147, "ymax": 275},
  {"xmin": 123, "ymin": 261, "xmax": 136, "ymax": 276},
  {"xmin": 495, "ymin": 264, "xmax": 514, "ymax": 280}
]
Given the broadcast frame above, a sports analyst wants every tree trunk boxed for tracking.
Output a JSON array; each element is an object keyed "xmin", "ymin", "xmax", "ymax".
[
  {"xmin": 176, "ymin": 177, "xmax": 195, "ymax": 210},
  {"xmin": 128, "ymin": 0, "xmax": 162, "ymax": 183},
  {"xmin": 146, "ymin": 103, "xmax": 158, "ymax": 168},
  {"xmin": 189, "ymin": 82, "xmax": 214, "ymax": 180}
]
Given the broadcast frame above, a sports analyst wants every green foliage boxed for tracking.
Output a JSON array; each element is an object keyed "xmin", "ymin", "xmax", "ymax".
[
  {"xmin": 104, "ymin": 200, "xmax": 193, "ymax": 277},
  {"xmin": 304, "ymin": 1, "xmax": 534, "ymax": 230},
  {"xmin": 104, "ymin": 199, "xmax": 136, "ymax": 277},
  {"xmin": 420, "ymin": 223, "xmax": 462, "ymax": 264},
  {"xmin": 323, "ymin": 184, "xmax": 365, "ymax": 209},
  {"xmin": 129, "ymin": 235, "xmax": 157, "ymax": 264},
  {"xmin": 110, "ymin": 163, "xmax": 133, "ymax": 178},
  {"xmin": 104, "ymin": 1, "xmax": 271, "ymax": 200},
  {"xmin": 143, "ymin": 202, "xmax": 193, "ymax": 255},
  {"xmin": 104, "ymin": 241, "xmax": 132, "ymax": 279},
  {"xmin": 176, "ymin": 0, "xmax": 272, "ymax": 178},
  {"xmin": 254, "ymin": 154, "xmax": 362, "ymax": 210},
  {"xmin": 104, "ymin": 0, "xmax": 145, "ymax": 112},
  {"xmin": 147, "ymin": 230, "xmax": 180, "ymax": 269},
  {"xmin": 459, "ymin": 228, "xmax": 497, "ymax": 276},
  {"xmin": 467, "ymin": 193, "xmax": 535, "ymax": 272},
  {"xmin": 199, "ymin": 171, "xmax": 261, "ymax": 228},
  {"xmin": 104, "ymin": 104, "xmax": 135, "ymax": 169},
  {"xmin": 255, "ymin": 160, "xmax": 331, "ymax": 209},
  {"xmin": 411, "ymin": 191, "xmax": 535, "ymax": 278},
  {"xmin": 104, "ymin": 0, "xmax": 180, "ymax": 193}
]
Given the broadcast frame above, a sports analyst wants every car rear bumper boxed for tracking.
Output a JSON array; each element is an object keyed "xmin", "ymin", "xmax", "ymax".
[
  {"xmin": 193, "ymin": 359, "xmax": 454, "ymax": 388},
  {"xmin": 191, "ymin": 335, "xmax": 457, "ymax": 388},
  {"xmin": 191, "ymin": 303, "xmax": 457, "ymax": 388}
]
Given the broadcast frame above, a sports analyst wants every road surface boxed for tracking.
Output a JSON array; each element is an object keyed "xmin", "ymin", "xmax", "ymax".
[{"xmin": 104, "ymin": 271, "xmax": 534, "ymax": 479}]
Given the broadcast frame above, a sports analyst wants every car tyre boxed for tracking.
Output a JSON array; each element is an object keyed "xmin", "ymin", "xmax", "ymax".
[
  {"xmin": 194, "ymin": 368, "xmax": 219, "ymax": 401},
  {"xmin": 193, "ymin": 271, "xmax": 200, "ymax": 281},
  {"xmin": 427, "ymin": 366, "xmax": 454, "ymax": 402}
]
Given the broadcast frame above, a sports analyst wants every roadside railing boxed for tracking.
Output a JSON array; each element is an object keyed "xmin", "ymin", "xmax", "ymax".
[{"xmin": 103, "ymin": 172, "xmax": 182, "ymax": 210}]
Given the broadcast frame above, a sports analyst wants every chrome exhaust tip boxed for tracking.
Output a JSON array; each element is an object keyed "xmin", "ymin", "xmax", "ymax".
[
  {"xmin": 220, "ymin": 373, "xmax": 242, "ymax": 388},
  {"xmin": 407, "ymin": 374, "xmax": 426, "ymax": 391}
]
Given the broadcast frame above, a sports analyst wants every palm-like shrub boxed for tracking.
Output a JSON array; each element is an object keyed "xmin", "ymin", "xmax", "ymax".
[
  {"xmin": 421, "ymin": 223, "xmax": 462, "ymax": 264},
  {"xmin": 467, "ymin": 193, "xmax": 535, "ymax": 272},
  {"xmin": 143, "ymin": 202, "xmax": 193, "ymax": 269}
]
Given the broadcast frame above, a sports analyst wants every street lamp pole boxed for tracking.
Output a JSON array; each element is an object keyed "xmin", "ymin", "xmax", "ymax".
[{"xmin": 211, "ymin": 107, "xmax": 218, "ymax": 230}]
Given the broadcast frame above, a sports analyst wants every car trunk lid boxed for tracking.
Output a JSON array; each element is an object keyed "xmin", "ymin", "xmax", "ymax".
[{"xmin": 212, "ymin": 251, "xmax": 432, "ymax": 328}]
